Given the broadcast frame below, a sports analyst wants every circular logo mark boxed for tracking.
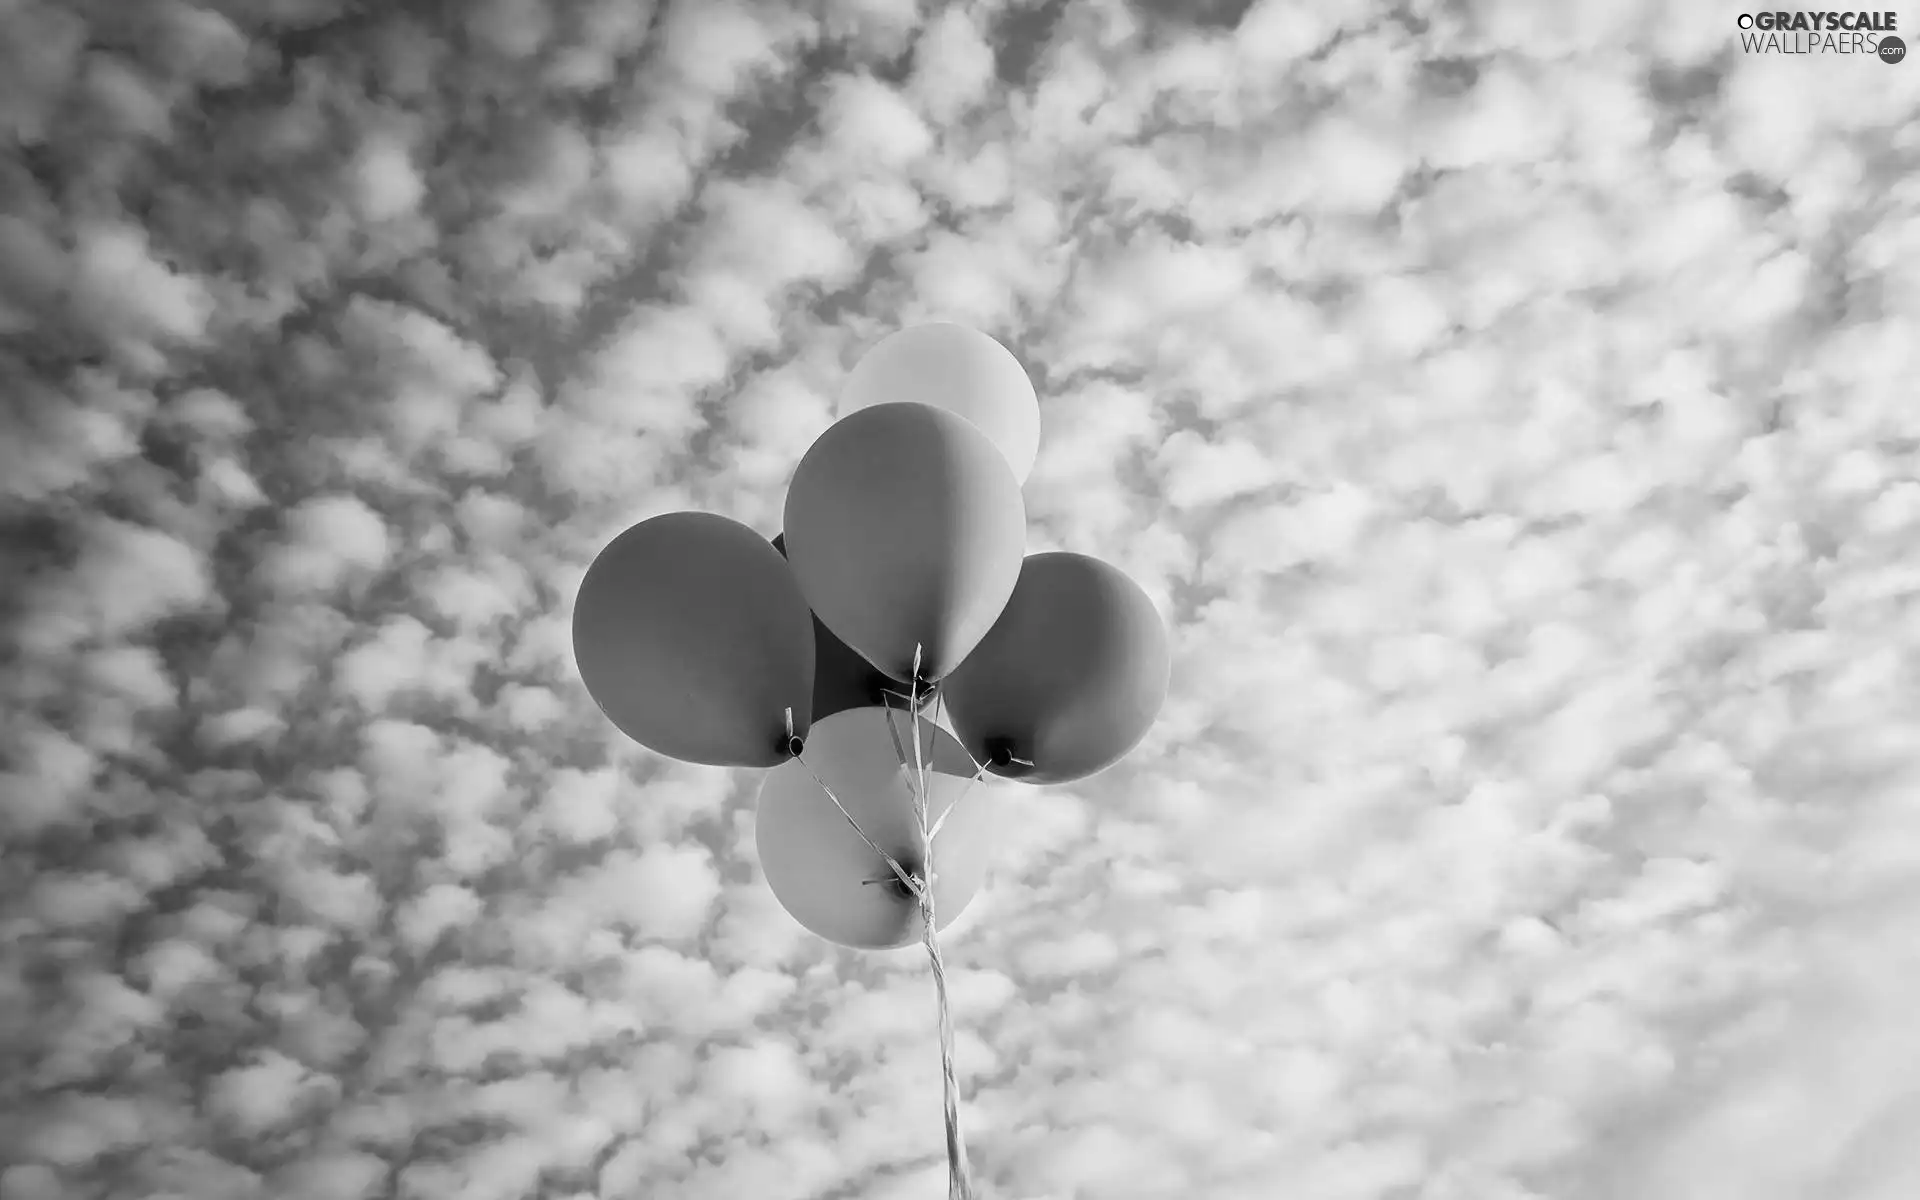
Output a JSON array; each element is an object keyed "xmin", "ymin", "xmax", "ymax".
[{"xmin": 1882, "ymin": 35, "xmax": 1907, "ymax": 64}]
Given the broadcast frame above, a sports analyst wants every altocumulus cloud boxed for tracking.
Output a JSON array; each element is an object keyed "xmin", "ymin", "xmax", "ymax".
[{"xmin": 4, "ymin": 1, "xmax": 1920, "ymax": 1198}]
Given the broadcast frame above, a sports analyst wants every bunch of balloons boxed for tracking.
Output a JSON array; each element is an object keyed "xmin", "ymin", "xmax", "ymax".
[{"xmin": 571, "ymin": 323, "xmax": 1170, "ymax": 1195}]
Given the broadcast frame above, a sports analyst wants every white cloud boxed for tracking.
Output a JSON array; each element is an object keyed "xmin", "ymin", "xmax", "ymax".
[
  {"xmin": 397, "ymin": 882, "xmax": 485, "ymax": 956},
  {"xmin": 679, "ymin": 176, "xmax": 864, "ymax": 347},
  {"xmin": 1156, "ymin": 428, "xmax": 1284, "ymax": 511},
  {"xmin": 704, "ymin": 1037, "xmax": 813, "ymax": 1129},
  {"xmin": 543, "ymin": 0, "xmax": 660, "ymax": 91},
  {"xmin": 598, "ymin": 120, "xmax": 699, "ymax": 219},
  {"xmin": 710, "ymin": 355, "xmax": 837, "ymax": 507},
  {"xmin": 69, "ymin": 220, "xmax": 216, "ymax": 372},
  {"xmin": 818, "ymin": 72, "xmax": 935, "ymax": 168},
  {"xmin": 153, "ymin": 4, "xmax": 252, "ymax": 88},
  {"xmin": 815, "ymin": 0, "xmax": 924, "ymax": 57},
  {"xmin": 87, "ymin": 51, "xmax": 178, "ymax": 145},
  {"xmin": 537, "ymin": 764, "xmax": 622, "ymax": 844},
  {"xmin": 910, "ymin": 7, "xmax": 997, "ymax": 123},
  {"xmin": 258, "ymin": 494, "xmax": 393, "ymax": 594},
  {"xmin": 277, "ymin": 1151, "xmax": 389, "ymax": 1200},
  {"xmin": 346, "ymin": 132, "xmax": 424, "ymax": 221},
  {"xmin": 338, "ymin": 617, "xmax": 461, "ymax": 709},
  {"xmin": 26, "ymin": 1094, "xmax": 156, "ymax": 1170},
  {"xmin": 0, "ymin": 212, "xmax": 69, "ymax": 334},
  {"xmin": 620, "ymin": 843, "xmax": 724, "ymax": 943},
  {"xmin": 469, "ymin": 0, "xmax": 551, "ymax": 60},
  {"xmin": 210, "ymin": 1050, "xmax": 333, "ymax": 1137},
  {"xmin": 15, "ymin": 515, "xmax": 213, "ymax": 656}
]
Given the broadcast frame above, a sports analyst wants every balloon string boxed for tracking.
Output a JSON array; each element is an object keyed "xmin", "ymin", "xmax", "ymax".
[
  {"xmin": 908, "ymin": 648, "xmax": 974, "ymax": 1200},
  {"xmin": 927, "ymin": 771, "xmax": 982, "ymax": 843},
  {"xmin": 910, "ymin": 647, "xmax": 931, "ymax": 830},
  {"xmin": 927, "ymin": 692, "xmax": 988, "ymax": 845},
  {"xmin": 882, "ymin": 688, "xmax": 921, "ymax": 796},
  {"xmin": 918, "ymin": 873, "xmax": 974, "ymax": 1200},
  {"xmin": 792, "ymin": 756, "xmax": 918, "ymax": 895}
]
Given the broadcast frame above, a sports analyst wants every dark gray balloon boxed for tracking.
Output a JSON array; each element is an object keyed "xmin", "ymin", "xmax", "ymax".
[
  {"xmin": 782, "ymin": 403, "xmax": 1026, "ymax": 684},
  {"xmin": 573, "ymin": 512, "xmax": 814, "ymax": 767},
  {"xmin": 943, "ymin": 552, "xmax": 1169, "ymax": 785},
  {"xmin": 773, "ymin": 532, "xmax": 932, "ymax": 723}
]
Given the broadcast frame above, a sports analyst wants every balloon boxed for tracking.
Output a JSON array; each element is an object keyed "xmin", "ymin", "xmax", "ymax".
[
  {"xmin": 840, "ymin": 323, "xmax": 1040, "ymax": 483},
  {"xmin": 783, "ymin": 402, "xmax": 1026, "ymax": 684},
  {"xmin": 772, "ymin": 532, "xmax": 931, "ymax": 722},
  {"xmin": 755, "ymin": 707, "xmax": 999, "ymax": 950},
  {"xmin": 943, "ymin": 551, "xmax": 1169, "ymax": 785},
  {"xmin": 572, "ymin": 512, "xmax": 814, "ymax": 768}
]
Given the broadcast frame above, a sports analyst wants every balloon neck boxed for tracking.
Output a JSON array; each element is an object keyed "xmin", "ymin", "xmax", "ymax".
[
  {"xmin": 985, "ymin": 739, "xmax": 1034, "ymax": 777},
  {"xmin": 866, "ymin": 862, "xmax": 925, "ymax": 901}
]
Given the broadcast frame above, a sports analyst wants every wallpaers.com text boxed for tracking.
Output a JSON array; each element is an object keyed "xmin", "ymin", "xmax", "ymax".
[{"xmin": 1737, "ymin": 10, "xmax": 1905, "ymax": 59}]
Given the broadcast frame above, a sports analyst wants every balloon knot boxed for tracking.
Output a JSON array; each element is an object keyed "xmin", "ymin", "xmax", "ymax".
[
  {"xmin": 862, "ymin": 860, "xmax": 927, "ymax": 900},
  {"xmin": 899, "ymin": 858, "xmax": 933, "ymax": 899},
  {"xmin": 880, "ymin": 682, "xmax": 939, "ymax": 711},
  {"xmin": 984, "ymin": 738, "xmax": 1022, "ymax": 769},
  {"xmin": 784, "ymin": 734, "xmax": 805, "ymax": 758}
]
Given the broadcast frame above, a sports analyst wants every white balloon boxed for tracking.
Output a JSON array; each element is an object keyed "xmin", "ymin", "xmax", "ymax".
[
  {"xmin": 755, "ymin": 707, "xmax": 1001, "ymax": 951},
  {"xmin": 840, "ymin": 323, "xmax": 1040, "ymax": 483}
]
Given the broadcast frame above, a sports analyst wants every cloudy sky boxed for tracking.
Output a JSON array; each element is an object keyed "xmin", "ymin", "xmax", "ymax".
[{"xmin": 5, "ymin": 1, "xmax": 1920, "ymax": 1197}]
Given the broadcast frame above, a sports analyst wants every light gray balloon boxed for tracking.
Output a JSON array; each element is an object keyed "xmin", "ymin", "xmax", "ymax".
[
  {"xmin": 755, "ymin": 707, "xmax": 1000, "ymax": 951},
  {"xmin": 840, "ymin": 323, "xmax": 1040, "ymax": 483}
]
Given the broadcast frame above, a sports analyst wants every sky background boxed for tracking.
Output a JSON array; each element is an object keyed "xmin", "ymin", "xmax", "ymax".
[{"xmin": 4, "ymin": 1, "xmax": 1920, "ymax": 1198}]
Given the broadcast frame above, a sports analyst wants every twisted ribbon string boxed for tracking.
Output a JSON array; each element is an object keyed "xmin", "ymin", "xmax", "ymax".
[
  {"xmin": 865, "ymin": 692, "xmax": 927, "ymax": 892},
  {"xmin": 927, "ymin": 692, "xmax": 989, "ymax": 844},
  {"xmin": 842, "ymin": 664, "xmax": 977, "ymax": 1196},
  {"xmin": 907, "ymin": 649, "xmax": 975, "ymax": 1200},
  {"xmin": 788, "ymin": 706, "xmax": 914, "ymax": 892},
  {"xmin": 918, "ymin": 859, "xmax": 971, "ymax": 1200},
  {"xmin": 793, "ymin": 755, "xmax": 918, "ymax": 891},
  {"xmin": 881, "ymin": 686, "xmax": 922, "ymax": 798},
  {"xmin": 909, "ymin": 648, "xmax": 930, "ymax": 828}
]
